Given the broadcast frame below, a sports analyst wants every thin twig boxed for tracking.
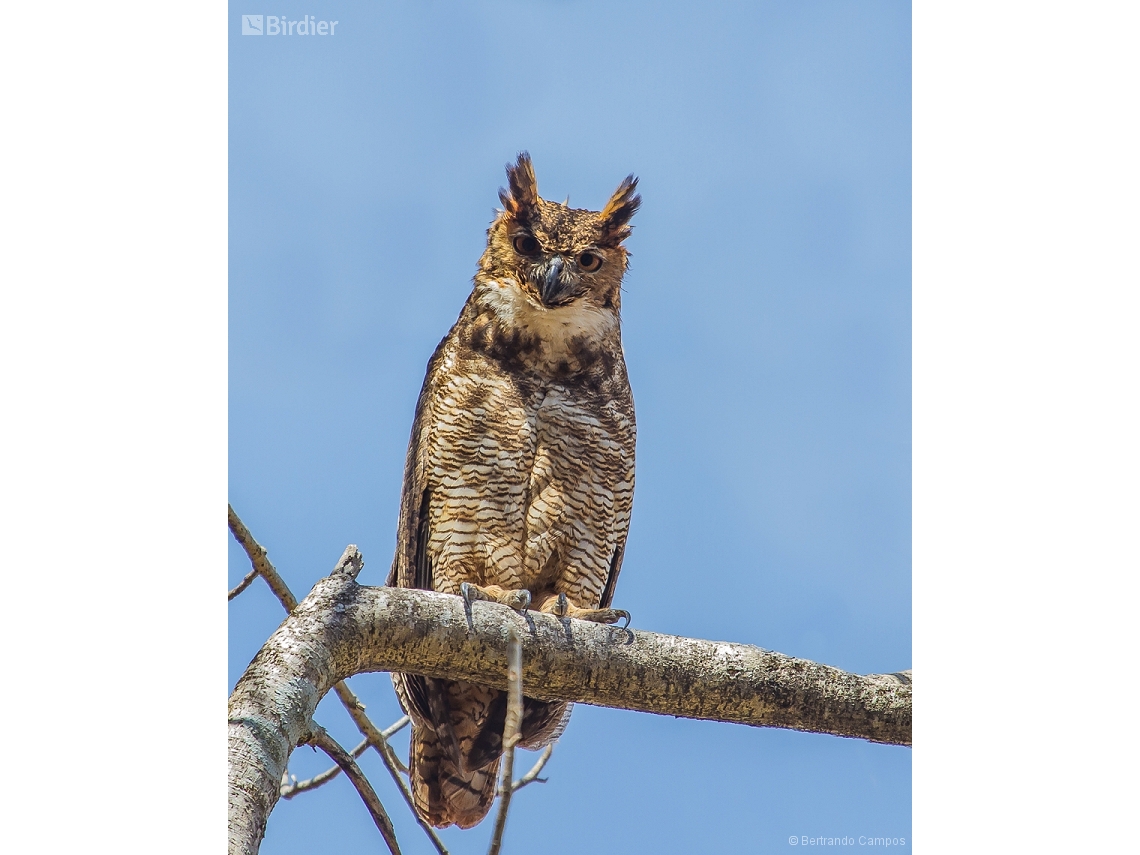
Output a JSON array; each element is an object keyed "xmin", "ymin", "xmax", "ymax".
[
  {"xmin": 384, "ymin": 716, "xmax": 411, "ymax": 739},
  {"xmin": 227, "ymin": 565, "xmax": 260, "ymax": 601},
  {"xmin": 281, "ymin": 736, "xmax": 367, "ymax": 798},
  {"xmin": 334, "ymin": 682, "xmax": 451, "ymax": 854},
  {"xmin": 227, "ymin": 504, "xmax": 297, "ymax": 610},
  {"xmin": 227, "ymin": 507, "xmax": 448, "ymax": 855},
  {"xmin": 511, "ymin": 744, "xmax": 553, "ymax": 792},
  {"xmin": 339, "ymin": 698, "xmax": 410, "ymax": 775},
  {"xmin": 306, "ymin": 726, "xmax": 402, "ymax": 855},
  {"xmin": 487, "ymin": 629, "xmax": 523, "ymax": 855},
  {"xmin": 283, "ymin": 715, "xmax": 414, "ymax": 798}
]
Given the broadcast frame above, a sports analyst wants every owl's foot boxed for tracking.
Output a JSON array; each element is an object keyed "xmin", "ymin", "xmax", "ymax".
[
  {"xmin": 540, "ymin": 593, "xmax": 631, "ymax": 628},
  {"xmin": 461, "ymin": 582, "xmax": 532, "ymax": 611}
]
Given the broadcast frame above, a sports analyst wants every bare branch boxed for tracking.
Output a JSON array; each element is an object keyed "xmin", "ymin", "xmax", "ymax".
[
  {"xmin": 228, "ymin": 504, "xmax": 298, "ymax": 611},
  {"xmin": 333, "ymin": 684, "xmax": 408, "ymax": 774},
  {"xmin": 382, "ymin": 715, "xmax": 412, "ymax": 740},
  {"xmin": 487, "ymin": 630, "xmax": 523, "ymax": 855},
  {"xmin": 281, "ymin": 736, "xmax": 368, "ymax": 799},
  {"xmin": 511, "ymin": 745, "xmax": 553, "ymax": 793},
  {"xmin": 305, "ymin": 726, "xmax": 401, "ymax": 855},
  {"xmin": 228, "ymin": 565, "xmax": 261, "ymax": 601},
  {"xmin": 246, "ymin": 572, "xmax": 911, "ymax": 740},
  {"xmin": 228, "ymin": 513, "xmax": 441, "ymax": 854},
  {"xmin": 283, "ymin": 716, "xmax": 409, "ymax": 799},
  {"xmin": 228, "ymin": 549, "xmax": 910, "ymax": 855},
  {"xmin": 332, "ymin": 682, "xmax": 448, "ymax": 854}
]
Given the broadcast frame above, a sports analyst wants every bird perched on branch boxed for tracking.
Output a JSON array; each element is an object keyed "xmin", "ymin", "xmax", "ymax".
[{"xmin": 387, "ymin": 152, "xmax": 640, "ymax": 829}]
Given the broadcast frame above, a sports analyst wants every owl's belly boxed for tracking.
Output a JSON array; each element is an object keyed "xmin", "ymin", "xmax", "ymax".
[
  {"xmin": 426, "ymin": 376, "xmax": 633, "ymax": 605},
  {"xmin": 519, "ymin": 386, "xmax": 632, "ymax": 604}
]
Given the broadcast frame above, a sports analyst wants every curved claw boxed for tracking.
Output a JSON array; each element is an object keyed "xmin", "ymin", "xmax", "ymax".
[
  {"xmin": 460, "ymin": 581, "xmax": 476, "ymax": 605},
  {"xmin": 505, "ymin": 589, "xmax": 532, "ymax": 611},
  {"xmin": 614, "ymin": 609, "xmax": 631, "ymax": 629}
]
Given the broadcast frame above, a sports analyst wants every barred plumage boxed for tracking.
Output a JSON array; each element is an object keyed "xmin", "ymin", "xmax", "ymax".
[{"xmin": 386, "ymin": 153, "xmax": 640, "ymax": 829}]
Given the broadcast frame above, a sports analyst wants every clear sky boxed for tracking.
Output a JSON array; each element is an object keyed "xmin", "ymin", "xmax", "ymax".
[{"xmin": 228, "ymin": 2, "xmax": 911, "ymax": 852}]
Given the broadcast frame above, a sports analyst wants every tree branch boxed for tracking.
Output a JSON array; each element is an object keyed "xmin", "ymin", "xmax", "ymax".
[
  {"xmin": 228, "ymin": 554, "xmax": 910, "ymax": 854},
  {"xmin": 281, "ymin": 718, "xmax": 409, "ymax": 799},
  {"xmin": 228, "ymin": 504, "xmax": 297, "ymax": 610},
  {"xmin": 332, "ymin": 681, "xmax": 449, "ymax": 855},
  {"xmin": 511, "ymin": 745, "xmax": 553, "ymax": 793},
  {"xmin": 305, "ymin": 726, "xmax": 401, "ymax": 855},
  {"xmin": 228, "ymin": 565, "xmax": 261, "ymax": 601},
  {"xmin": 228, "ymin": 507, "xmax": 448, "ymax": 855},
  {"xmin": 280, "ymin": 735, "xmax": 367, "ymax": 798},
  {"xmin": 228, "ymin": 546, "xmax": 364, "ymax": 855}
]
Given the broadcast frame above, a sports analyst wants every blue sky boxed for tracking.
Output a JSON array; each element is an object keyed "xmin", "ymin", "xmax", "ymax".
[{"xmin": 228, "ymin": 2, "xmax": 911, "ymax": 852}]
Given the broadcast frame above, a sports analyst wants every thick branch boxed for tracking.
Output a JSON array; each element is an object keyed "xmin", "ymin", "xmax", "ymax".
[
  {"xmin": 343, "ymin": 576, "xmax": 909, "ymax": 740},
  {"xmin": 228, "ymin": 547, "xmax": 362, "ymax": 855},
  {"xmin": 228, "ymin": 508, "xmax": 448, "ymax": 855},
  {"xmin": 229, "ymin": 563, "xmax": 910, "ymax": 854}
]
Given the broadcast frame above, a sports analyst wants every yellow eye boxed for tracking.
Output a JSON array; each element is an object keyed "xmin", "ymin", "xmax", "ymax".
[
  {"xmin": 578, "ymin": 251, "xmax": 602, "ymax": 272},
  {"xmin": 513, "ymin": 234, "xmax": 540, "ymax": 255}
]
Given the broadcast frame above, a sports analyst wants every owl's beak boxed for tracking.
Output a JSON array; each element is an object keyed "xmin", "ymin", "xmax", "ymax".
[{"xmin": 536, "ymin": 255, "xmax": 578, "ymax": 307}]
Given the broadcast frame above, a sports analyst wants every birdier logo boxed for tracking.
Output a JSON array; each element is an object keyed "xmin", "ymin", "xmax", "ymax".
[{"xmin": 241, "ymin": 14, "xmax": 339, "ymax": 36}]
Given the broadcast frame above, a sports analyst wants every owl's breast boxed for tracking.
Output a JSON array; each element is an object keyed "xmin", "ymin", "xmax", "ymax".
[
  {"xmin": 521, "ymin": 383, "xmax": 635, "ymax": 591},
  {"xmin": 423, "ymin": 341, "xmax": 634, "ymax": 597},
  {"xmin": 422, "ymin": 364, "xmax": 541, "ymax": 591}
]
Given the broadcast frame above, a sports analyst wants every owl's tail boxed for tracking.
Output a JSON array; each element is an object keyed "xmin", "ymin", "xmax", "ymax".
[
  {"xmin": 409, "ymin": 724, "xmax": 500, "ymax": 829},
  {"xmin": 395, "ymin": 673, "xmax": 574, "ymax": 829}
]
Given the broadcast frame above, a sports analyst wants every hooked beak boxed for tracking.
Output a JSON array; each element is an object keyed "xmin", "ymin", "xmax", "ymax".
[{"xmin": 535, "ymin": 255, "xmax": 579, "ymax": 306}]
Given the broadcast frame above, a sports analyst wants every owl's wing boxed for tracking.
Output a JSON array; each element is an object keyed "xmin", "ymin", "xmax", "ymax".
[
  {"xmin": 386, "ymin": 338, "xmax": 449, "ymax": 592},
  {"xmin": 598, "ymin": 374, "xmax": 635, "ymax": 611},
  {"xmin": 387, "ymin": 338, "xmax": 452, "ymax": 749},
  {"xmin": 598, "ymin": 538, "xmax": 626, "ymax": 609}
]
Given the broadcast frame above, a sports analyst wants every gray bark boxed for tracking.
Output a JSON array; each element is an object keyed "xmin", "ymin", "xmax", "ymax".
[{"xmin": 228, "ymin": 548, "xmax": 911, "ymax": 855}]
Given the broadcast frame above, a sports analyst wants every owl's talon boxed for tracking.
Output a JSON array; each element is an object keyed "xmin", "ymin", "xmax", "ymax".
[
  {"xmin": 555, "ymin": 593, "xmax": 568, "ymax": 617},
  {"xmin": 460, "ymin": 582, "xmax": 485, "ymax": 606},
  {"xmin": 504, "ymin": 589, "xmax": 532, "ymax": 611},
  {"xmin": 598, "ymin": 609, "xmax": 630, "ymax": 628}
]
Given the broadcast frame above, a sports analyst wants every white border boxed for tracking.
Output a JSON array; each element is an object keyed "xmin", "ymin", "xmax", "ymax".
[
  {"xmin": 915, "ymin": 1, "xmax": 1138, "ymax": 850},
  {"xmin": 0, "ymin": 3, "xmax": 227, "ymax": 851}
]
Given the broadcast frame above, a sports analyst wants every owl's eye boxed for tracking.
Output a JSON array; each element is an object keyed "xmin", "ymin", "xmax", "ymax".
[
  {"xmin": 512, "ymin": 235, "xmax": 540, "ymax": 255},
  {"xmin": 578, "ymin": 251, "xmax": 602, "ymax": 272}
]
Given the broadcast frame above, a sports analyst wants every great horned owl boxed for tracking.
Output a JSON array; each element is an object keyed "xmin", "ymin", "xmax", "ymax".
[{"xmin": 386, "ymin": 152, "xmax": 640, "ymax": 829}]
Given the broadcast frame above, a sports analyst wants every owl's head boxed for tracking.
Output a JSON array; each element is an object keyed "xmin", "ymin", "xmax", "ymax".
[{"xmin": 479, "ymin": 152, "xmax": 640, "ymax": 313}]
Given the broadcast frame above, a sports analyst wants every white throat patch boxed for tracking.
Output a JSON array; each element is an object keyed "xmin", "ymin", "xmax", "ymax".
[{"xmin": 480, "ymin": 278, "xmax": 618, "ymax": 370}]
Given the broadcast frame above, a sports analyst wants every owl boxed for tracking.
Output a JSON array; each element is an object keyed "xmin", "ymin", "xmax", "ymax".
[{"xmin": 386, "ymin": 152, "xmax": 640, "ymax": 829}]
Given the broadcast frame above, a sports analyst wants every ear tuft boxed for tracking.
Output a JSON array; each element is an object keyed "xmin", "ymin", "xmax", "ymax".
[
  {"xmin": 498, "ymin": 152, "xmax": 539, "ymax": 223},
  {"xmin": 600, "ymin": 174, "xmax": 641, "ymax": 243}
]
